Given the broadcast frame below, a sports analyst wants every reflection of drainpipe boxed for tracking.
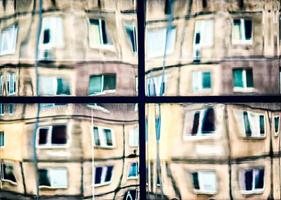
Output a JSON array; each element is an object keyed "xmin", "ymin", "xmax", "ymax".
[{"xmin": 33, "ymin": 0, "xmax": 43, "ymax": 199}]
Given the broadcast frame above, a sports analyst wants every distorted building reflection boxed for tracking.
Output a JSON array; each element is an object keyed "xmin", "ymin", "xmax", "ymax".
[
  {"xmin": 0, "ymin": 103, "xmax": 139, "ymax": 199},
  {"xmin": 146, "ymin": 103, "xmax": 281, "ymax": 199},
  {"xmin": 0, "ymin": 0, "xmax": 138, "ymax": 96}
]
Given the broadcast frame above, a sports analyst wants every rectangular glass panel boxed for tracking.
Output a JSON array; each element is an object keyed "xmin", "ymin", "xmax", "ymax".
[
  {"xmin": 89, "ymin": 75, "xmax": 102, "ymax": 95},
  {"xmin": 233, "ymin": 69, "xmax": 243, "ymax": 87},
  {"xmin": 103, "ymin": 74, "xmax": 116, "ymax": 91},
  {"xmin": 51, "ymin": 125, "xmax": 67, "ymax": 144},
  {"xmin": 202, "ymin": 72, "xmax": 211, "ymax": 89}
]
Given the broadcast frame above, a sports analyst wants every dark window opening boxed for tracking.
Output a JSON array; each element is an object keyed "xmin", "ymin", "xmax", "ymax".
[
  {"xmin": 38, "ymin": 128, "xmax": 48, "ymax": 145},
  {"xmin": 93, "ymin": 127, "xmax": 100, "ymax": 146},
  {"xmin": 38, "ymin": 169, "xmax": 51, "ymax": 186},
  {"xmin": 43, "ymin": 29, "xmax": 50, "ymax": 44},
  {"xmin": 246, "ymin": 69, "xmax": 253, "ymax": 87},
  {"xmin": 238, "ymin": 0, "xmax": 244, "ymax": 9},
  {"xmin": 255, "ymin": 169, "xmax": 264, "ymax": 189},
  {"xmin": 105, "ymin": 166, "xmax": 113, "ymax": 182},
  {"xmin": 259, "ymin": 115, "xmax": 265, "ymax": 134},
  {"xmin": 195, "ymin": 33, "xmax": 201, "ymax": 44},
  {"xmin": 191, "ymin": 112, "xmax": 200, "ymax": 135},
  {"xmin": 244, "ymin": 169, "xmax": 253, "ymax": 191},
  {"xmin": 95, "ymin": 167, "xmax": 102, "ymax": 184},
  {"xmin": 244, "ymin": 20, "xmax": 252, "ymax": 40},
  {"xmin": 164, "ymin": 0, "xmax": 174, "ymax": 15},
  {"xmin": 243, "ymin": 111, "xmax": 252, "ymax": 136},
  {"xmin": 192, "ymin": 172, "xmax": 200, "ymax": 190},
  {"xmin": 202, "ymin": 72, "xmax": 211, "ymax": 89},
  {"xmin": 3, "ymin": 164, "xmax": 16, "ymax": 183},
  {"xmin": 103, "ymin": 74, "xmax": 116, "ymax": 91},
  {"xmin": 202, "ymin": 108, "xmax": 215, "ymax": 133},
  {"xmin": 104, "ymin": 129, "xmax": 113, "ymax": 146},
  {"xmin": 275, "ymin": 117, "xmax": 279, "ymax": 132},
  {"xmin": 126, "ymin": 26, "xmax": 137, "ymax": 52},
  {"xmin": 51, "ymin": 125, "xmax": 67, "ymax": 144},
  {"xmin": 202, "ymin": 0, "xmax": 207, "ymax": 8},
  {"xmin": 57, "ymin": 78, "xmax": 70, "ymax": 95},
  {"xmin": 101, "ymin": 20, "xmax": 108, "ymax": 44}
]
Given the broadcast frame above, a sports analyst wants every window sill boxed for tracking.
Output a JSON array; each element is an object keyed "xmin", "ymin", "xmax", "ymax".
[
  {"xmin": 93, "ymin": 145, "xmax": 115, "ymax": 149},
  {"xmin": 39, "ymin": 185, "xmax": 67, "ymax": 190},
  {"xmin": 193, "ymin": 190, "xmax": 217, "ymax": 195},
  {"xmin": 89, "ymin": 45, "xmax": 115, "ymax": 52},
  {"xmin": 89, "ymin": 90, "xmax": 116, "ymax": 96},
  {"xmin": 241, "ymin": 189, "xmax": 264, "ymax": 195},
  {"xmin": 233, "ymin": 87, "xmax": 255, "ymax": 93},
  {"xmin": 0, "ymin": 51, "xmax": 16, "ymax": 56},
  {"xmin": 94, "ymin": 182, "xmax": 111, "ymax": 187},
  {"xmin": 241, "ymin": 136, "xmax": 266, "ymax": 140},
  {"xmin": 232, "ymin": 41, "xmax": 253, "ymax": 46},
  {"xmin": 127, "ymin": 176, "xmax": 139, "ymax": 180},
  {"xmin": 184, "ymin": 133, "xmax": 216, "ymax": 141},
  {"xmin": 2, "ymin": 179, "xmax": 17, "ymax": 186},
  {"xmin": 36, "ymin": 145, "xmax": 68, "ymax": 149}
]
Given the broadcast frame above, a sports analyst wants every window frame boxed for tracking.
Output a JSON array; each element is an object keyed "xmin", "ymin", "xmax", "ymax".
[
  {"xmin": 88, "ymin": 74, "xmax": 117, "ymax": 96},
  {"xmin": 93, "ymin": 165, "xmax": 114, "ymax": 187},
  {"xmin": 191, "ymin": 170, "xmax": 218, "ymax": 195},
  {"xmin": 241, "ymin": 111, "xmax": 266, "ymax": 138},
  {"xmin": 0, "ymin": 131, "xmax": 4, "ymax": 148},
  {"xmin": 36, "ymin": 125, "xmax": 68, "ymax": 148},
  {"xmin": 233, "ymin": 68, "xmax": 254, "ymax": 92},
  {"xmin": 92, "ymin": 126, "xmax": 115, "ymax": 148},
  {"xmin": 274, "ymin": 115, "xmax": 280, "ymax": 136},
  {"xmin": 127, "ymin": 162, "xmax": 139, "ymax": 179},
  {"xmin": 1, "ymin": 162, "xmax": 17, "ymax": 185},
  {"xmin": 125, "ymin": 23, "xmax": 138, "ymax": 53},
  {"xmin": 38, "ymin": 168, "xmax": 68, "ymax": 189},
  {"xmin": 0, "ymin": 24, "xmax": 18, "ymax": 56},
  {"xmin": 232, "ymin": 18, "xmax": 253, "ymax": 45},
  {"xmin": 192, "ymin": 70, "xmax": 212, "ymax": 93},
  {"xmin": 7, "ymin": 72, "xmax": 16, "ymax": 96}
]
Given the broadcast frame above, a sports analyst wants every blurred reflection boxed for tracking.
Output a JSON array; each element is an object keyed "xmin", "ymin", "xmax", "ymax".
[
  {"xmin": 0, "ymin": 103, "xmax": 139, "ymax": 199},
  {"xmin": 146, "ymin": 103, "xmax": 281, "ymax": 200},
  {"xmin": 0, "ymin": 0, "xmax": 138, "ymax": 96}
]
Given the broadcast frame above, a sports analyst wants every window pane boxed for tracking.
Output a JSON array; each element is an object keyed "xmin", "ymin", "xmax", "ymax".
[
  {"xmin": 192, "ymin": 172, "xmax": 200, "ymax": 190},
  {"xmin": 3, "ymin": 164, "xmax": 16, "ymax": 182},
  {"xmin": 95, "ymin": 167, "xmax": 102, "ymax": 184},
  {"xmin": 244, "ymin": 170, "xmax": 253, "ymax": 191},
  {"xmin": 89, "ymin": 75, "xmax": 102, "ymax": 95},
  {"xmin": 233, "ymin": 69, "xmax": 243, "ymax": 87},
  {"xmin": 243, "ymin": 112, "xmax": 252, "ymax": 136},
  {"xmin": 259, "ymin": 115, "xmax": 265, "ymax": 135},
  {"xmin": 103, "ymin": 74, "xmax": 116, "ymax": 91},
  {"xmin": 244, "ymin": 19, "xmax": 252, "ymax": 40},
  {"xmin": 191, "ymin": 112, "xmax": 200, "ymax": 135},
  {"xmin": 43, "ymin": 29, "xmax": 50, "ymax": 44},
  {"xmin": 202, "ymin": 108, "xmax": 215, "ymax": 133},
  {"xmin": 38, "ymin": 128, "xmax": 48, "ymax": 145},
  {"xmin": 101, "ymin": 19, "xmax": 111, "ymax": 44},
  {"xmin": 57, "ymin": 78, "xmax": 70, "ymax": 95},
  {"xmin": 275, "ymin": 117, "xmax": 279, "ymax": 133},
  {"xmin": 38, "ymin": 169, "xmax": 51, "ymax": 186},
  {"xmin": 202, "ymin": 72, "xmax": 211, "ymax": 89},
  {"xmin": 0, "ymin": 132, "xmax": 4, "ymax": 146},
  {"xmin": 93, "ymin": 127, "xmax": 100, "ymax": 146},
  {"xmin": 50, "ymin": 169, "xmax": 67, "ymax": 188},
  {"xmin": 246, "ymin": 69, "xmax": 253, "ymax": 87},
  {"xmin": 51, "ymin": 125, "xmax": 67, "ymax": 144},
  {"xmin": 128, "ymin": 163, "xmax": 138, "ymax": 177},
  {"xmin": 126, "ymin": 26, "xmax": 137, "ymax": 52},
  {"xmin": 233, "ymin": 19, "xmax": 241, "ymax": 41},
  {"xmin": 254, "ymin": 169, "xmax": 264, "ymax": 189},
  {"xmin": 105, "ymin": 166, "xmax": 113, "ymax": 182},
  {"xmin": 104, "ymin": 129, "xmax": 113, "ymax": 146},
  {"xmin": 89, "ymin": 19, "xmax": 101, "ymax": 46}
]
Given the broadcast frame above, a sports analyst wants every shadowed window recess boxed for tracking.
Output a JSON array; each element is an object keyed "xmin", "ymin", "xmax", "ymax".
[
  {"xmin": 232, "ymin": 18, "xmax": 252, "ymax": 44},
  {"xmin": 125, "ymin": 24, "xmax": 137, "ymax": 53},
  {"xmin": 0, "ymin": 24, "xmax": 18, "ymax": 55},
  {"xmin": 192, "ymin": 71, "xmax": 212, "ymax": 93},
  {"xmin": 94, "ymin": 166, "xmax": 113, "ymax": 186},
  {"xmin": 191, "ymin": 171, "xmax": 217, "ymax": 194},
  {"xmin": 39, "ymin": 76, "xmax": 71, "ymax": 96},
  {"xmin": 89, "ymin": 74, "xmax": 116, "ymax": 95},
  {"xmin": 38, "ymin": 168, "xmax": 68, "ymax": 188},
  {"xmin": 240, "ymin": 168, "xmax": 264, "ymax": 194},
  {"xmin": 233, "ymin": 68, "xmax": 254, "ymax": 91},
  {"xmin": 37, "ymin": 125, "xmax": 67, "ymax": 147},
  {"xmin": 1, "ymin": 163, "xmax": 17, "ymax": 184},
  {"xmin": 89, "ymin": 18, "xmax": 112, "ymax": 47},
  {"xmin": 274, "ymin": 115, "xmax": 280, "ymax": 134},
  {"xmin": 128, "ymin": 162, "xmax": 138, "ymax": 178},
  {"xmin": 190, "ymin": 107, "xmax": 215, "ymax": 136},
  {"xmin": 0, "ymin": 131, "xmax": 4, "ymax": 147}
]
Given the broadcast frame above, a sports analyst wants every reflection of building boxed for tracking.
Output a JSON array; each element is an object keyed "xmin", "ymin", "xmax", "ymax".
[
  {"xmin": 0, "ymin": 0, "xmax": 138, "ymax": 96},
  {"xmin": 0, "ymin": 104, "xmax": 139, "ymax": 199},
  {"xmin": 146, "ymin": 0, "xmax": 281, "ymax": 96},
  {"xmin": 146, "ymin": 103, "xmax": 281, "ymax": 199}
]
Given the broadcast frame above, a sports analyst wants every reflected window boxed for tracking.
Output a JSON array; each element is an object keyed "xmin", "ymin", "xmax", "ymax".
[
  {"xmin": 89, "ymin": 74, "xmax": 116, "ymax": 95},
  {"xmin": 39, "ymin": 76, "xmax": 71, "ymax": 96},
  {"xmin": 192, "ymin": 71, "xmax": 212, "ymax": 93},
  {"xmin": 129, "ymin": 126, "xmax": 139, "ymax": 147},
  {"xmin": 89, "ymin": 19, "xmax": 112, "ymax": 47},
  {"xmin": 191, "ymin": 107, "xmax": 215, "ymax": 136},
  {"xmin": 92, "ymin": 126, "xmax": 114, "ymax": 148},
  {"xmin": 274, "ymin": 116, "xmax": 280, "ymax": 134},
  {"xmin": 37, "ymin": 125, "xmax": 67, "ymax": 147},
  {"xmin": 0, "ymin": 104, "xmax": 4, "ymax": 115},
  {"xmin": 94, "ymin": 166, "xmax": 113, "ymax": 186},
  {"xmin": 125, "ymin": 24, "xmax": 137, "ymax": 53},
  {"xmin": 232, "ymin": 18, "xmax": 252, "ymax": 44},
  {"xmin": 191, "ymin": 171, "xmax": 217, "ymax": 194},
  {"xmin": 38, "ymin": 168, "xmax": 68, "ymax": 188},
  {"xmin": 240, "ymin": 168, "xmax": 264, "ymax": 194},
  {"xmin": 0, "ymin": 24, "xmax": 18, "ymax": 55},
  {"xmin": 147, "ymin": 76, "xmax": 166, "ymax": 96},
  {"xmin": 1, "ymin": 163, "xmax": 17, "ymax": 184},
  {"xmin": 128, "ymin": 162, "xmax": 138, "ymax": 178},
  {"xmin": 7, "ymin": 72, "xmax": 16, "ymax": 95},
  {"xmin": 0, "ymin": 74, "xmax": 3, "ymax": 95},
  {"xmin": 233, "ymin": 68, "xmax": 254, "ymax": 91},
  {"xmin": 0, "ymin": 132, "xmax": 4, "ymax": 147},
  {"xmin": 147, "ymin": 27, "xmax": 176, "ymax": 58},
  {"xmin": 242, "ymin": 111, "xmax": 265, "ymax": 137}
]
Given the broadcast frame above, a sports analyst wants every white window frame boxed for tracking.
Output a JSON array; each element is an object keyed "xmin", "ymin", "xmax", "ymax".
[
  {"xmin": 233, "ymin": 69, "xmax": 254, "ymax": 92},
  {"xmin": 129, "ymin": 126, "xmax": 139, "ymax": 147},
  {"xmin": 88, "ymin": 18, "xmax": 113, "ymax": 49},
  {"xmin": 0, "ymin": 131, "xmax": 4, "ymax": 148},
  {"xmin": 39, "ymin": 16, "xmax": 64, "ymax": 50},
  {"xmin": 0, "ymin": 24, "xmax": 18, "ymax": 55},
  {"xmin": 128, "ymin": 162, "xmax": 139, "ymax": 179},
  {"xmin": 232, "ymin": 18, "xmax": 253, "ymax": 45},
  {"xmin": 192, "ymin": 71, "xmax": 212, "ymax": 93},
  {"xmin": 240, "ymin": 168, "xmax": 265, "ymax": 195},
  {"xmin": 146, "ymin": 26, "xmax": 176, "ymax": 58},
  {"xmin": 93, "ymin": 165, "xmax": 114, "ymax": 187},
  {"xmin": 192, "ymin": 171, "xmax": 217, "ymax": 195},
  {"xmin": 125, "ymin": 24, "xmax": 138, "ymax": 53},
  {"xmin": 274, "ymin": 115, "xmax": 280, "ymax": 136},
  {"xmin": 38, "ymin": 168, "xmax": 68, "ymax": 189},
  {"xmin": 242, "ymin": 111, "xmax": 266, "ymax": 138},
  {"xmin": 36, "ymin": 125, "xmax": 68, "ymax": 148},
  {"xmin": 7, "ymin": 72, "xmax": 16, "ymax": 95},
  {"xmin": 92, "ymin": 126, "xmax": 115, "ymax": 148},
  {"xmin": 0, "ymin": 162, "xmax": 17, "ymax": 185}
]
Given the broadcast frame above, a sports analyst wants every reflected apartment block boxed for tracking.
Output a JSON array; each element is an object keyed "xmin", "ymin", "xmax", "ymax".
[
  {"xmin": 146, "ymin": 103, "xmax": 281, "ymax": 199},
  {"xmin": 0, "ymin": 0, "xmax": 138, "ymax": 96},
  {"xmin": 145, "ymin": 0, "xmax": 281, "ymax": 96},
  {"xmin": 0, "ymin": 103, "xmax": 139, "ymax": 199}
]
